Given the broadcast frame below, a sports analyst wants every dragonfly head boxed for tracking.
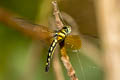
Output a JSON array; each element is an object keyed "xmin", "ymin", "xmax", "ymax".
[{"xmin": 62, "ymin": 25, "xmax": 71, "ymax": 34}]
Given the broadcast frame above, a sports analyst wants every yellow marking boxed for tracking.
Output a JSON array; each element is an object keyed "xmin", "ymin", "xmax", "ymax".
[
  {"xmin": 49, "ymin": 53, "xmax": 51, "ymax": 56},
  {"xmin": 54, "ymin": 39, "xmax": 57, "ymax": 42},
  {"xmin": 57, "ymin": 36, "xmax": 63, "ymax": 41},
  {"xmin": 51, "ymin": 51, "xmax": 54, "ymax": 57},
  {"xmin": 58, "ymin": 32, "xmax": 65, "ymax": 38},
  {"xmin": 52, "ymin": 42, "xmax": 56, "ymax": 47},
  {"xmin": 50, "ymin": 47, "xmax": 53, "ymax": 51},
  {"xmin": 51, "ymin": 45, "xmax": 56, "ymax": 57},
  {"xmin": 48, "ymin": 58, "xmax": 50, "ymax": 61},
  {"xmin": 61, "ymin": 30, "xmax": 66, "ymax": 34},
  {"xmin": 46, "ymin": 63, "xmax": 48, "ymax": 65}
]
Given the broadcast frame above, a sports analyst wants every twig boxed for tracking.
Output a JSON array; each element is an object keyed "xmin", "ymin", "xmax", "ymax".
[
  {"xmin": 53, "ymin": 47, "xmax": 65, "ymax": 80},
  {"xmin": 52, "ymin": 1, "xmax": 64, "ymax": 29},
  {"xmin": 60, "ymin": 43, "xmax": 78, "ymax": 80},
  {"xmin": 52, "ymin": 1, "xmax": 78, "ymax": 80}
]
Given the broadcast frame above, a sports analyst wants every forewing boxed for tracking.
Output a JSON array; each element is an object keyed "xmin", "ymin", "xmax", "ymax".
[
  {"xmin": 13, "ymin": 18, "xmax": 53, "ymax": 40},
  {"xmin": 65, "ymin": 35, "xmax": 81, "ymax": 50}
]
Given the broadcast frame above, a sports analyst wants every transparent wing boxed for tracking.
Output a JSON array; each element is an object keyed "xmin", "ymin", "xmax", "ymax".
[
  {"xmin": 65, "ymin": 35, "xmax": 81, "ymax": 50},
  {"xmin": 13, "ymin": 18, "xmax": 53, "ymax": 40}
]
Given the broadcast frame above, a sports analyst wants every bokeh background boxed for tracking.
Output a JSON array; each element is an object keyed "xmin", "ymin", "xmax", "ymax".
[{"xmin": 0, "ymin": 0, "xmax": 103, "ymax": 80}]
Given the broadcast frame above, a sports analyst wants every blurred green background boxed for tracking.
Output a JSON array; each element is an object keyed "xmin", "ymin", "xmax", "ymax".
[{"xmin": 0, "ymin": 0, "xmax": 103, "ymax": 80}]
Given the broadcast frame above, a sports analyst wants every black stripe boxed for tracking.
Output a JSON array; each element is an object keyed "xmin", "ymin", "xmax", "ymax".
[
  {"xmin": 58, "ymin": 35, "xmax": 65, "ymax": 39},
  {"xmin": 60, "ymin": 30, "xmax": 66, "ymax": 35}
]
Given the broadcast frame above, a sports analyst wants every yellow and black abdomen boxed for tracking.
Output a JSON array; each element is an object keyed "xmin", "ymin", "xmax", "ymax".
[
  {"xmin": 45, "ymin": 39, "xmax": 58, "ymax": 72},
  {"xmin": 45, "ymin": 32, "xmax": 66, "ymax": 72}
]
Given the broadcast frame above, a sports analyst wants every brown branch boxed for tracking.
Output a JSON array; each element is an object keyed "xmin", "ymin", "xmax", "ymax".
[
  {"xmin": 53, "ymin": 47, "xmax": 65, "ymax": 80},
  {"xmin": 60, "ymin": 44, "xmax": 78, "ymax": 80},
  {"xmin": 52, "ymin": 1, "xmax": 64, "ymax": 29},
  {"xmin": 52, "ymin": 1, "xmax": 78, "ymax": 80}
]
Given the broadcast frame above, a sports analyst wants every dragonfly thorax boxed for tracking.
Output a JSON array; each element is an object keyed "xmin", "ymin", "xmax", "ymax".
[{"xmin": 55, "ymin": 25, "xmax": 71, "ymax": 42}]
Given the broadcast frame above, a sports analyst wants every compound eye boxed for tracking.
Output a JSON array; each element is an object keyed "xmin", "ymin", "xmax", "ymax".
[{"xmin": 63, "ymin": 26, "xmax": 67, "ymax": 29}]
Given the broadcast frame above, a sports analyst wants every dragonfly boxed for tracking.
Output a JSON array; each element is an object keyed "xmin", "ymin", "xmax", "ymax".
[{"xmin": 13, "ymin": 17, "xmax": 82, "ymax": 72}]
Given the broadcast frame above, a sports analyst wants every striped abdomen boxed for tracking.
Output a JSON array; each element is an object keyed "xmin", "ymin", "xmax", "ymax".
[{"xmin": 45, "ymin": 39, "xmax": 58, "ymax": 72}]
